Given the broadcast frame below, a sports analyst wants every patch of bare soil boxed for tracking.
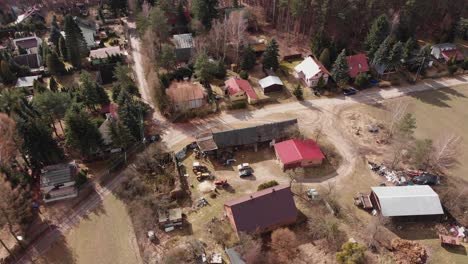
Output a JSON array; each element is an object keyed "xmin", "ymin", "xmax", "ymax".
[{"xmin": 391, "ymin": 238, "xmax": 428, "ymax": 264}]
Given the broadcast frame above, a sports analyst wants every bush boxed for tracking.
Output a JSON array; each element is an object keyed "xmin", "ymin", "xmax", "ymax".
[
  {"xmin": 257, "ymin": 180, "xmax": 279, "ymax": 191},
  {"xmin": 239, "ymin": 71, "xmax": 249, "ymax": 80},
  {"xmin": 354, "ymin": 73, "xmax": 370, "ymax": 89},
  {"xmin": 462, "ymin": 59, "xmax": 468, "ymax": 70},
  {"xmin": 293, "ymin": 84, "xmax": 304, "ymax": 100},
  {"xmin": 229, "ymin": 101, "xmax": 247, "ymax": 110},
  {"xmin": 75, "ymin": 171, "xmax": 88, "ymax": 187},
  {"xmin": 336, "ymin": 242, "xmax": 366, "ymax": 264}
]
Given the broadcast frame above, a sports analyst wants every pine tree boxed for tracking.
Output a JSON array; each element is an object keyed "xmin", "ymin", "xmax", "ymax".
[
  {"xmin": 79, "ymin": 71, "xmax": 109, "ymax": 110},
  {"xmin": 365, "ymin": 15, "xmax": 390, "ymax": 58},
  {"xmin": 58, "ymin": 35, "xmax": 68, "ymax": 61},
  {"xmin": 109, "ymin": 0, "xmax": 128, "ymax": 17},
  {"xmin": 262, "ymin": 38, "xmax": 280, "ymax": 71},
  {"xmin": 47, "ymin": 51, "xmax": 66, "ymax": 75},
  {"xmin": 41, "ymin": 43, "xmax": 50, "ymax": 67},
  {"xmin": 191, "ymin": 0, "xmax": 219, "ymax": 29},
  {"xmin": 16, "ymin": 117, "xmax": 63, "ymax": 167},
  {"xmin": 49, "ymin": 16, "xmax": 61, "ymax": 48},
  {"xmin": 175, "ymin": 2, "xmax": 189, "ymax": 33},
  {"xmin": 33, "ymin": 91, "xmax": 71, "ymax": 133},
  {"xmin": 388, "ymin": 41, "xmax": 404, "ymax": 70},
  {"xmin": 0, "ymin": 60, "xmax": 15, "ymax": 84},
  {"xmin": 64, "ymin": 105, "xmax": 102, "ymax": 157},
  {"xmin": 402, "ymin": 38, "xmax": 415, "ymax": 62},
  {"xmin": 240, "ymin": 46, "xmax": 256, "ymax": 71},
  {"xmin": 293, "ymin": 84, "xmax": 303, "ymax": 100},
  {"xmin": 194, "ymin": 53, "xmax": 212, "ymax": 83},
  {"xmin": 317, "ymin": 75, "xmax": 326, "ymax": 90},
  {"xmin": 310, "ymin": 32, "xmax": 329, "ymax": 58},
  {"xmin": 160, "ymin": 44, "xmax": 176, "ymax": 70},
  {"xmin": 49, "ymin": 76, "xmax": 58, "ymax": 92},
  {"xmin": 331, "ymin": 49, "xmax": 350, "ymax": 86},
  {"xmin": 372, "ymin": 37, "xmax": 392, "ymax": 68},
  {"xmin": 109, "ymin": 120, "xmax": 135, "ymax": 149},
  {"xmin": 33, "ymin": 79, "xmax": 46, "ymax": 94},
  {"xmin": 319, "ymin": 48, "xmax": 331, "ymax": 69},
  {"xmin": 64, "ymin": 15, "xmax": 87, "ymax": 68},
  {"xmin": 117, "ymin": 90, "xmax": 144, "ymax": 141}
]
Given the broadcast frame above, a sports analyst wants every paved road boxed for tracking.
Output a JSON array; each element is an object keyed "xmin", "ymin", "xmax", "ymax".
[{"xmin": 15, "ymin": 22, "xmax": 468, "ymax": 263}]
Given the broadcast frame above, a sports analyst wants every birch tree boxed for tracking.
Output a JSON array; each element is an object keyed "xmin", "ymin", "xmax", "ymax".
[{"xmin": 430, "ymin": 133, "xmax": 462, "ymax": 172}]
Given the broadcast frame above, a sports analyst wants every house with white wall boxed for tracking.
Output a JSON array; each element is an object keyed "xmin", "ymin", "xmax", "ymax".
[{"xmin": 294, "ymin": 56, "xmax": 330, "ymax": 87}]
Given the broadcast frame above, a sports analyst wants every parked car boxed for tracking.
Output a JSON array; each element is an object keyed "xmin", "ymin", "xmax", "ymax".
[
  {"xmin": 343, "ymin": 87, "xmax": 358, "ymax": 96},
  {"xmin": 413, "ymin": 173, "xmax": 440, "ymax": 185},
  {"xmin": 237, "ymin": 163, "xmax": 252, "ymax": 171},
  {"xmin": 239, "ymin": 168, "xmax": 253, "ymax": 178}
]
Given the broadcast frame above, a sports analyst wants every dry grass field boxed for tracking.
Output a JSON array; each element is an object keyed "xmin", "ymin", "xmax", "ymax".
[
  {"xmin": 344, "ymin": 84, "xmax": 468, "ymax": 263},
  {"xmin": 40, "ymin": 194, "xmax": 142, "ymax": 264}
]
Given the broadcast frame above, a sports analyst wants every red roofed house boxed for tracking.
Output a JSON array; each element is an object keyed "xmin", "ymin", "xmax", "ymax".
[
  {"xmin": 225, "ymin": 77, "xmax": 258, "ymax": 104},
  {"xmin": 346, "ymin": 54, "xmax": 369, "ymax": 78},
  {"xmin": 166, "ymin": 81, "xmax": 206, "ymax": 111},
  {"xmin": 431, "ymin": 43, "xmax": 464, "ymax": 62},
  {"xmin": 224, "ymin": 185, "xmax": 297, "ymax": 235},
  {"xmin": 274, "ymin": 139, "xmax": 325, "ymax": 171}
]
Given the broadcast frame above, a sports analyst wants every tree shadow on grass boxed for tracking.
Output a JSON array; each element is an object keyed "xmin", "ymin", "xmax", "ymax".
[
  {"xmin": 442, "ymin": 244, "xmax": 467, "ymax": 256},
  {"xmin": 36, "ymin": 233, "xmax": 76, "ymax": 264},
  {"xmin": 407, "ymin": 83, "xmax": 468, "ymax": 108}
]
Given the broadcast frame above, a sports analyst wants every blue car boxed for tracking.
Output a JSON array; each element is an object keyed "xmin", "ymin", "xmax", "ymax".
[{"xmin": 343, "ymin": 87, "xmax": 358, "ymax": 96}]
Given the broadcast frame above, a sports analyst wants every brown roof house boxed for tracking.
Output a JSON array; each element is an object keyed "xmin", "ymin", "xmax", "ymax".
[
  {"xmin": 224, "ymin": 185, "xmax": 297, "ymax": 235},
  {"xmin": 166, "ymin": 81, "xmax": 206, "ymax": 111}
]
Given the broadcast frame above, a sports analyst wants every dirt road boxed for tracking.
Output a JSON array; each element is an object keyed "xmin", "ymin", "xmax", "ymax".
[{"xmin": 16, "ymin": 23, "xmax": 467, "ymax": 264}]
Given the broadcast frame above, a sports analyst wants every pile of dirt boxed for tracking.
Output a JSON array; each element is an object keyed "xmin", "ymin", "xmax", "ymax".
[{"xmin": 391, "ymin": 238, "xmax": 428, "ymax": 264}]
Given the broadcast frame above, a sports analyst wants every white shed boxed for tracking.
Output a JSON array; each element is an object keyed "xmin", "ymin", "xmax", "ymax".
[{"xmin": 371, "ymin": 185, "xmax": 444, "ymax": 217}]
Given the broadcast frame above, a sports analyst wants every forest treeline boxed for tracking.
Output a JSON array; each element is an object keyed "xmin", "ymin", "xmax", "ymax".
[{"xmin": 242, "ymin": 0, "xmax": 468, "ymax": 48}]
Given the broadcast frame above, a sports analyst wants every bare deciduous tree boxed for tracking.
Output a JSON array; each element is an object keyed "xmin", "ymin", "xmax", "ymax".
[
  {"xmin": 227, "ymin": 11, "xmax": 248, "ymax": 63},
  {"xmin": 270, "ymin": 228, "xmax": 298, "ymax": 263},
  {"xmin": 0, "ymin": 113, "xmax": 18, "ymax": 166},
  {"xmin": 430, "ymin": 133, "xmax": 462, "ymax": 172},
  {"xmin": 238, "ymin": 233, "xmax": 264, "ymax": 264},
  {"xmin": 387, "ymin": 100, "xmax": 409, "ymax": 137}
]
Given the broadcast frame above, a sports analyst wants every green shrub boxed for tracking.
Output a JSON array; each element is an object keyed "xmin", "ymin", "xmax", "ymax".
[
  {"xmin": 239, "ymin": 71, "xmax": 249, "ymax": 80},
  {"xmin": 354, "ymin": 73, "xmax": 370, "ymax": 89},
  {"xmin": 229, "ymin": 101, "xmax": 247, "ymax": 110},
  {"xmin": 257, "ymin": 180, "xmax": 279, "ymax": 191},
  {"xmin": 75, "ymin": 171, "xmax": 88, "ymax": 187},
  {"xmin": 336, "ymin": 242, "xmax": 366, "ymax": 264},
  {"xmin": 293, "ymin": 84, "xmax": 304, "ymax": 100}
]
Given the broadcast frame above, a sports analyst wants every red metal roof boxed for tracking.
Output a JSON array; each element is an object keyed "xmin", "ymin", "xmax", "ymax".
[
  {"xmin": 225, "ymin": 78, "xmax": 258, "ymax": 99},
  {"xmin": 225, "ymin": 185, "xmax": 297, "ymax": 234},
  {"xmin": 100, "ymin": 103, "xmax": 118, "ymax": 119},
  {"xmin": 441, "ymin": 49, "xmax": 464, "ymax": 61},
  {"xmin": 346, "ymin": 54, "xmax": 369, "ymax": 78},
  {"xmin": 274, "ymin": 139, "xmax": 325, "ymax": 165}
]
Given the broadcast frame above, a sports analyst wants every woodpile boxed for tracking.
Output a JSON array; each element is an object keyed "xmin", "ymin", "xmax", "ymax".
[{"xmin": 391, "ymin": 238, "xmax": 428, "ymax": 264}]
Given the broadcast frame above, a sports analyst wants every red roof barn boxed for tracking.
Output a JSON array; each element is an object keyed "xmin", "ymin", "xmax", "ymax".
[
  {"xmin": 346, "ymin": 54, "xmax": 369, "ymax": 78},
  {"xmin": 224, "ymin": 185, "xmax": 297, "ymax": 235},
  {"xmin": 274, "ymin": 139, "xmax": 325, "ymax": 170}
]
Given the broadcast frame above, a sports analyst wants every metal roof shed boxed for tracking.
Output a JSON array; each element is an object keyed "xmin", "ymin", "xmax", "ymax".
[{"xmin": 371, "ymin": 186, "xmax": 444, "ymax": 217}]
